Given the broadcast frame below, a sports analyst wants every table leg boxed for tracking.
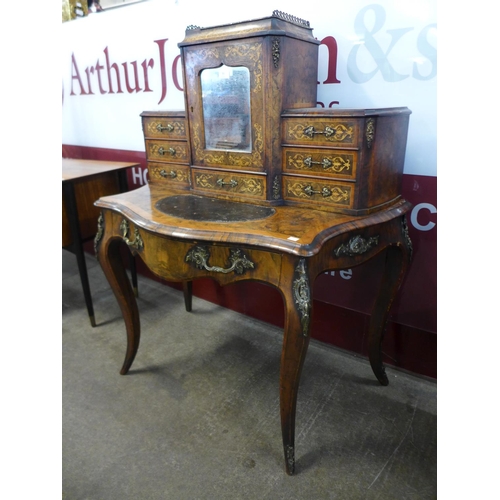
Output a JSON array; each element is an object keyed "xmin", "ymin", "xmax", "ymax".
[
  {"xmin": 368, "ymin": 219, "xmax": 412, "ymax": 385},
  {"xmin": 63, "ymin": 181, "xmax": 96, "ymax": 327},
  {"xmin": 97, "ymin": 233, "xmax": 141, "ymax": 375},
  {"xmin": 183, "ymin": 281, "xmax": 193, "ymax": 312},
  {"xmin": 279, "ymin": 257, "xmax": 312, "ymax": 475}
]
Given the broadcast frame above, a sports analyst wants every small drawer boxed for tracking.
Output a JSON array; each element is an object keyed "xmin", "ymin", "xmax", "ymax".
[
  {"xmin": 192, "ymin": 168, "xmax": 266, "ymax": 200},
  {"xmin": 145, "ymin": 140, "xmax": 190, "ymax": 164},
  {"xmin": 282, "ymin": 147, "xmax": 357, "ymax": 179},
  {"xmin": 283, "ymin": 176, "xmax": 354, "ymax": 209},
  {"xmin": 147, "ymin": 162, "xmax": 191, "ymax": 187},
  {"xmin": 282, "ymin": 118, "xmax": 359, "ymax": 147},
  {"xmin": 142, "ymin": 115, "xmax": 188, "ymax": 140}
]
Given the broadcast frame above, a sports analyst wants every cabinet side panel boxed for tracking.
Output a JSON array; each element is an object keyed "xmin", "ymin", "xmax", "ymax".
[
  {"xmin": 281, "ymin": 38, "xmax": 319, "ymax": 109},
  {"xmin": 364, "ymin": 114, "xmax": 410, "ymax": 208}
]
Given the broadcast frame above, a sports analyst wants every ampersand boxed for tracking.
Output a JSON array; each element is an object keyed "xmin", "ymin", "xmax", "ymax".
[{"xmin": 347, "ymin": 4, "xmax": 413, "ymax": 83}]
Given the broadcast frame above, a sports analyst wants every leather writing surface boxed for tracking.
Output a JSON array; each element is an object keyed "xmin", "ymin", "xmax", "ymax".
[{"xmin": 155, "ymin": 194, "xmax": 276, "ymax": 222}]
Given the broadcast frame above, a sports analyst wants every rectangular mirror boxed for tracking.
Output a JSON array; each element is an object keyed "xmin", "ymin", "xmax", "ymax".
[{"xmin": 201, "ymin": 65, "xmax": 252, "ymax": 152}]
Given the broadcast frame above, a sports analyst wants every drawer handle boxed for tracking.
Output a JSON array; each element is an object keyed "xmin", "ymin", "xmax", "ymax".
[
  {"xmin": 156, "ymin": 123, "xmax": 174, "ymax": 132},
  {"xmin": 303, "ymin": 185, "xmax": 332, "ymax": 197},
  {"xmin": 303, "ymin": 156, "xmax": 333, "ymax": 169},
  {"xmin": 186, "ymin": 245, "xmax": 255, "ymax": 275},
  {"xmin": 119, "ymin": 219, "xmax": 144, "ymax": 251},
  {"xmin": 303, "ymin": 125, "xmax": 335, "ymax": 138},
  {"xmin": 159, "ymin": 169, "xmax": 177, "ymax": 178},
  {"xmin": 216, "ymin": 178, "xmax": 238, "ymax": 188},
  {"xmin": 158, "ymin": 147, "xmax": 176, "ymax": 156}
]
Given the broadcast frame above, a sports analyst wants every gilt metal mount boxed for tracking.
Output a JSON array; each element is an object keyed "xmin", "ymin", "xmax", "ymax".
[
  {"xmin": 120, "ymin": 219, "xmax": 144, "ymax": 251},
  {"xmin": 272, "ymin": 37, "xmax": 280, "ymax": 68},
  {"xmin": 334, "ymin": 235, "xmax": 379, "ymax": 257},
  {"xmin": 272, "ymin": 10, "xmax": 310, "ymax": 28},
  {"xmin": 401, "ymin": 215, "xmax": 413, "ymax": 261},
  {"xmin": 292, "ymin": 259, "xmax": 311, "ymax": 337},
  {"xmin": 365, "ymin": 118, "xmax": 376, "ymax": 149},
  {"xmin": 94, "ymin": 212, "xmax": 104, "ymax": 256}
]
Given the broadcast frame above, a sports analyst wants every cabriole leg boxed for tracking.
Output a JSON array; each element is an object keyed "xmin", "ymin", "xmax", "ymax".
[
  {"xmin": 97, "ymin": 229, "xmax": 141, "ymax": 376},
  {"xmin": 279, "ymin": 257, "xmax": 312, "ymax": 475},
  {"xmin": 368, "ymin": 226, "xmax": 412, "ymax": 385}
]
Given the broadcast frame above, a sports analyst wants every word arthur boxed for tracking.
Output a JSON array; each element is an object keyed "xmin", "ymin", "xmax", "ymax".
[
  {"xmin": 70, "ymin": 39, "xmax": 182, "ymax": 104},
  {"xmin": 69, "ymin": 37, "xmax": 341, "ymax": 105}
]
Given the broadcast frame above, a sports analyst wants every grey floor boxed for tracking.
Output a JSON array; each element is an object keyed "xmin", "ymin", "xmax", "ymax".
[{"xmin": 62, "ymin": 249, "xmax": 437, "ymax": 500}]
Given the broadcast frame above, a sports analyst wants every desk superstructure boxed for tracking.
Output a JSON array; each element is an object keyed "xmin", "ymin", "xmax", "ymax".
[{"xmin": 94, "ymin": 12, "xmax": 412, "ymax": 474}]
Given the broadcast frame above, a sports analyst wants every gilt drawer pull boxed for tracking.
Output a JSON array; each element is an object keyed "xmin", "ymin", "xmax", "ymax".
[
  {"xmin": 186, "ymin": 245, "xmax": 255, "ymax": 275},
  {"xmin": 303, "ymin": 156, "xmax": 333, "ymax": 169},
  {"xmin": 119, "ymin": 220, "xmax": 144, "ymax": 251},
  {"xmin": 216, "ymin": 178, "xmax": 238, "ymax": 188},
  {"xmin": 159, "ymin": 169, "xmax": 177, "ymax": 178},
  {"xmin": 156, "ymin": 123, "xmax": 174, "ymax": 132},
  {"xmin": 303, "ymin": 185, "xmax": 332, "ymax": 197},
  {"xmin": 303, "ymin": 125, "xmax": 335, "ymax": 138},
  {"xmin": 158, "ymin": 147, "xmax": 176, "ymax": 156}
]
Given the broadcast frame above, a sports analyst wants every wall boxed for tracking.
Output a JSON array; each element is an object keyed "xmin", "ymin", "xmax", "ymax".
[{"xmin": 62, "ymin": 0, "xmax": 437, "ymax": 378}]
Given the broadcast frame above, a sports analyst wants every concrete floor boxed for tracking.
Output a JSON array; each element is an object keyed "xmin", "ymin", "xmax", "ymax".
[{"xmin": 62, "ymin": 249, "xmax": 437, "ymax": 499}]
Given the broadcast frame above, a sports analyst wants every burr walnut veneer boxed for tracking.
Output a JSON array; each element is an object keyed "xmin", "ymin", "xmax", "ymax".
[{"xmin": 94, "ymin": 12, "xmax": 412, "ymax": 475}]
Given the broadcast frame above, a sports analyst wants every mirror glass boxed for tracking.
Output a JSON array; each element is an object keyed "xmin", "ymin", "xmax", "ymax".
[{"xmin": 201, "ymin": 65, "xmax": 252, "ymax": 152}]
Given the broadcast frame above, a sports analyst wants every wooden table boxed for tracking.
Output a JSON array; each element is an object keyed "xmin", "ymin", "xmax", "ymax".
[
  {"xmin": 94, "ymin": 184, "xmax": 412, "ymax": 474},
  {"xmin": 62, "ymin": 158, "xmax": 140, "ymax": 326}
]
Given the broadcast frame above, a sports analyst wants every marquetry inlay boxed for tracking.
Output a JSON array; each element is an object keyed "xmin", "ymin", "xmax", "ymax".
[
  {"xmin": 286, "ymin": 181, "xmax": 350, "ymax": 203},
  {"xmin": 286, "ymin": 152, "xmax": 352, "ymax": 174},
  {"xmin": 285, "ymin": 123, "xmax": 354, "ymax": 143}
]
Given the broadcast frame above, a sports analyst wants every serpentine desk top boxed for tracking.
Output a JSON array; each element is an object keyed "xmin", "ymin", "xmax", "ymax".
[{"xmin": 95, "ymin": 184, "xmax": 410, "ymax": 257}]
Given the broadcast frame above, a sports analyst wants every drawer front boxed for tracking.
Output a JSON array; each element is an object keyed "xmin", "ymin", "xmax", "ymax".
[
  {"xmin": 282, "ymin": 147, "xmax": 357, "ymax": 180},
  {"xmin": 147, "ymin": 162, "xmax": 191, "ymax": 187},
  {"xmin": 142, "ymin": 116, "xmax": 187, "ymax": 140},
  {"xmin": 283, "ymin": 176, "xmax": 354, "ymax": 209},
  {"xmin": 145, "ymin": 140, "xmax": 190, "ymax": 164},
  {"xmin": 192, "ymin": 168, "xmax": 266, "ymax": 200},
  {"xmin": 117, "ymin": 229, "xmax": 282, "ymax": 287},
  {"xmin": 282, "ymin": 118, "xmax": 359, "ymax": 147}
]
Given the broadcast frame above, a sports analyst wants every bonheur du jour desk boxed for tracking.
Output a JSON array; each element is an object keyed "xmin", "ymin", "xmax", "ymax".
[
  {"xmin": 94, "ymin": 184, "xmax": 412, "ymax": 475},
  {"xmin": 62, "ymin": 158, "xmax": 139, "ymax": 326},
  {"xmin": 94, "ymin": 12, "xmax": 413, "ymax": 475}
]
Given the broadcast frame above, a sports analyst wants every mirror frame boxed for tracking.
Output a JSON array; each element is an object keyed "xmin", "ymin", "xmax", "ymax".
[{"xmin": 183, "ymin": 40, "xmax": 266, "ymax": 171}]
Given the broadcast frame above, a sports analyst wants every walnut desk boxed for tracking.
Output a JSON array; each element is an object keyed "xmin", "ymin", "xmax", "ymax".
[
  {"xmin": 62, "ymin": 158, "xmax": 139, "ymax": 326},
  {"xmin": 94, "ymin": 183, "xmax": 412, "ymax": 475}
]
